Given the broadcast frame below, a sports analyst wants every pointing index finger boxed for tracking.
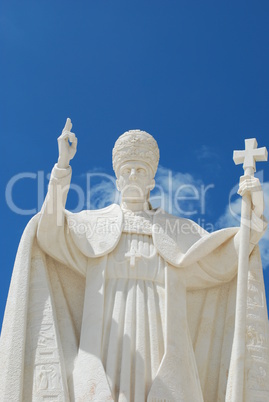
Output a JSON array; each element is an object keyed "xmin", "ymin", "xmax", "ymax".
[{"xmin": 63, "ymin": 117, "xmax": 72, "ymax": 133}]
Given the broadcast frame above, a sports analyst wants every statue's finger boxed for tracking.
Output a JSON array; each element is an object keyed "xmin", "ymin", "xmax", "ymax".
[
  {"xmin": 59, "ymin": 132, "xmax": 70, "ymax": 140},
  {"xmin": 71, "ymin": 137, "xmax": 78, "ymax": 149},
  {"xmin": 63, "ymin": 117, "xmax": 72, "ymax": 133},
  {"xmin": 69, "ymin": 133, "xmax": 76, "ymax": 142}
]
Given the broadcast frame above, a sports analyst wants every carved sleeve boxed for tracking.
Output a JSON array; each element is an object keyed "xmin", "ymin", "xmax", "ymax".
[
  {"xmin": 184, "ymin": 217, "xmax": 266, "ymax": 290},
  {"xmin": 37, "ymin": 164, "xmax": 88, "ymax": 276}
]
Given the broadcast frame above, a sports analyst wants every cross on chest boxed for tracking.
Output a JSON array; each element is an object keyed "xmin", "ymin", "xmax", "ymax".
[{"xmin": 125, "ymin": 246, "xmax": 141, "ymax": 268}]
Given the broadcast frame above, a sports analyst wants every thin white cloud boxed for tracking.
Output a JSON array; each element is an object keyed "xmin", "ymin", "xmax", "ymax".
[
  {"xmin": 151, "ymin": 165, "xmax": 205, "ymax": 216},
  {"xmin": 194, "ymin": 145, "xmax": 222, "ymax": 173},
  {"xmin": 77, "ymin": 167, "xmax": 108, "ymax": 179},
  {"xmin": 215, "ymin": 198, "xmax": 242, "ymax": 229},
  {"xmin": 195, "ymin": 145, "xmax": 219, "ymax": 161},
  {"xmin": 86, "ymin": 179, "xmax": 119, "ymax": 210}
]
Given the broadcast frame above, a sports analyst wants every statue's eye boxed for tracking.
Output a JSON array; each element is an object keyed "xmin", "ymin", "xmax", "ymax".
[
  {"xmin": 137, "ymin": 168, "xmax": 146, "ymax": 176},
  {"xmin": 122, "ymin": 168, "xmax": 131, "ymax": 175}
]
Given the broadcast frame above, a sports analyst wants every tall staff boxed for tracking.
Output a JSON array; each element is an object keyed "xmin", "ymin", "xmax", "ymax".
[{"xmin": 227, "ymin": 138, "xmax": 267, "ymax": 402}]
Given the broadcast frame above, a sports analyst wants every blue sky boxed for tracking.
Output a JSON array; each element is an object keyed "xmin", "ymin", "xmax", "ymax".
[{"xmin": 1, "ymin": 0, "xmax": 269, "ymax": 328}]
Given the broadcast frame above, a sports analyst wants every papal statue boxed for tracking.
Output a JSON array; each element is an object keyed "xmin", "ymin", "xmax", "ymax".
[{"xmin": 1, "ymin": 118, "xmax": 269, "ymax": 402}]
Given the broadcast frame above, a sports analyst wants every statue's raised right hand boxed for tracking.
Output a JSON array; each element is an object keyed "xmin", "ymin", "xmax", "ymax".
[{"xmin": 57, "ymin": 118, "xmax": 78, "ymax": 168}]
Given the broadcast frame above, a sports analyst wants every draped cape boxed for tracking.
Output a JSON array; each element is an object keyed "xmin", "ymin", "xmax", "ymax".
[{"xmin": 1, "ymin": 210, "xmax": 269, "ymax": 402}]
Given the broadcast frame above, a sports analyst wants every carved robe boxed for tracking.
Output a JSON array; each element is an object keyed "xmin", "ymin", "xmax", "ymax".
[{"xmin": 1, "ymin": 165, "xmax": 269, "ymax": 402}]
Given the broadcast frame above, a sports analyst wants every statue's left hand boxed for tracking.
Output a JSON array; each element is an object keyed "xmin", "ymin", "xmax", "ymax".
[{"xmin": 238, "ymin": 175, "xmax": 264, "ymax": 217}]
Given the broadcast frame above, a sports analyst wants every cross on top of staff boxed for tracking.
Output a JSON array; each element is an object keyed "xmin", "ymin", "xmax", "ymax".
[{"xmin": 233, "ymin": 138, "xmax": 268, "ymax": 173}]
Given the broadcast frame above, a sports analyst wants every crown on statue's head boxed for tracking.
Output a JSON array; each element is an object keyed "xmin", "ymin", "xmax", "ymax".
[{"xmin": 112, "ymin": 129, "xmax": 160, "ymax": 177}]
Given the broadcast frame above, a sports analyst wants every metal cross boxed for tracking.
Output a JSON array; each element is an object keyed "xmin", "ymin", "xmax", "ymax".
[
  {"xmin": 125, "ymin": 246, "xmax": 141, "ymax": 268},
  {"xmin": 233, "ymin": 138, "xmax": 268, "ymax": 174}
]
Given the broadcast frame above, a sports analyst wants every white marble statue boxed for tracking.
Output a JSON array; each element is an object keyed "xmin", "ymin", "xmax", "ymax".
[{"xmin": 1, "ymin": 118, "xmax": 269, "ymax": 402}]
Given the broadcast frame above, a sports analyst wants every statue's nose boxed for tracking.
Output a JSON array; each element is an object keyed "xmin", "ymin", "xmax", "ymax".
[{"xmin": 129, "ymin": 169, "xmax": 137, "ymax": 180}]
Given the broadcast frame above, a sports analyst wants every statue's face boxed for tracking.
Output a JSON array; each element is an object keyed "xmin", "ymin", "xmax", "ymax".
[{"xmin": 116, "ymin": 161, "xmax": 155, "ymax": 202}]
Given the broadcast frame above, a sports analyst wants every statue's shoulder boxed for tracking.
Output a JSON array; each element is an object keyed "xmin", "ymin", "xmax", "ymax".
[
  {"xmin": 66, "ymin": 204, "xmax": 123, "ymax": 258},
  {"xmin": 153, "ymin": 208, "xmax": 208, "ymax": 237},
  {"xmin": 152, "ymin": 208, "xmax": 208, "ymax": 264},
  {"xmin": 66, "ymin": 203, "xmax": 122, "ymax": 220}
]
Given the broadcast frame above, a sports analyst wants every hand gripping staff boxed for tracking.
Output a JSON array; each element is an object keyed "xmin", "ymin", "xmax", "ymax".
[{"xmin": 226, "ymin": 138, "xmax": 267, "ymax": 402}]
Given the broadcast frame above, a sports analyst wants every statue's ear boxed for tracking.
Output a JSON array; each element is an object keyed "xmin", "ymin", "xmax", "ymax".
[
  {"xmin": 149, "ymin": 179, "xmax": 155, "ymax": 191},
  {"xmin": 116, "ymin": 179, "xmax": 121, "ymax": 191}
]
